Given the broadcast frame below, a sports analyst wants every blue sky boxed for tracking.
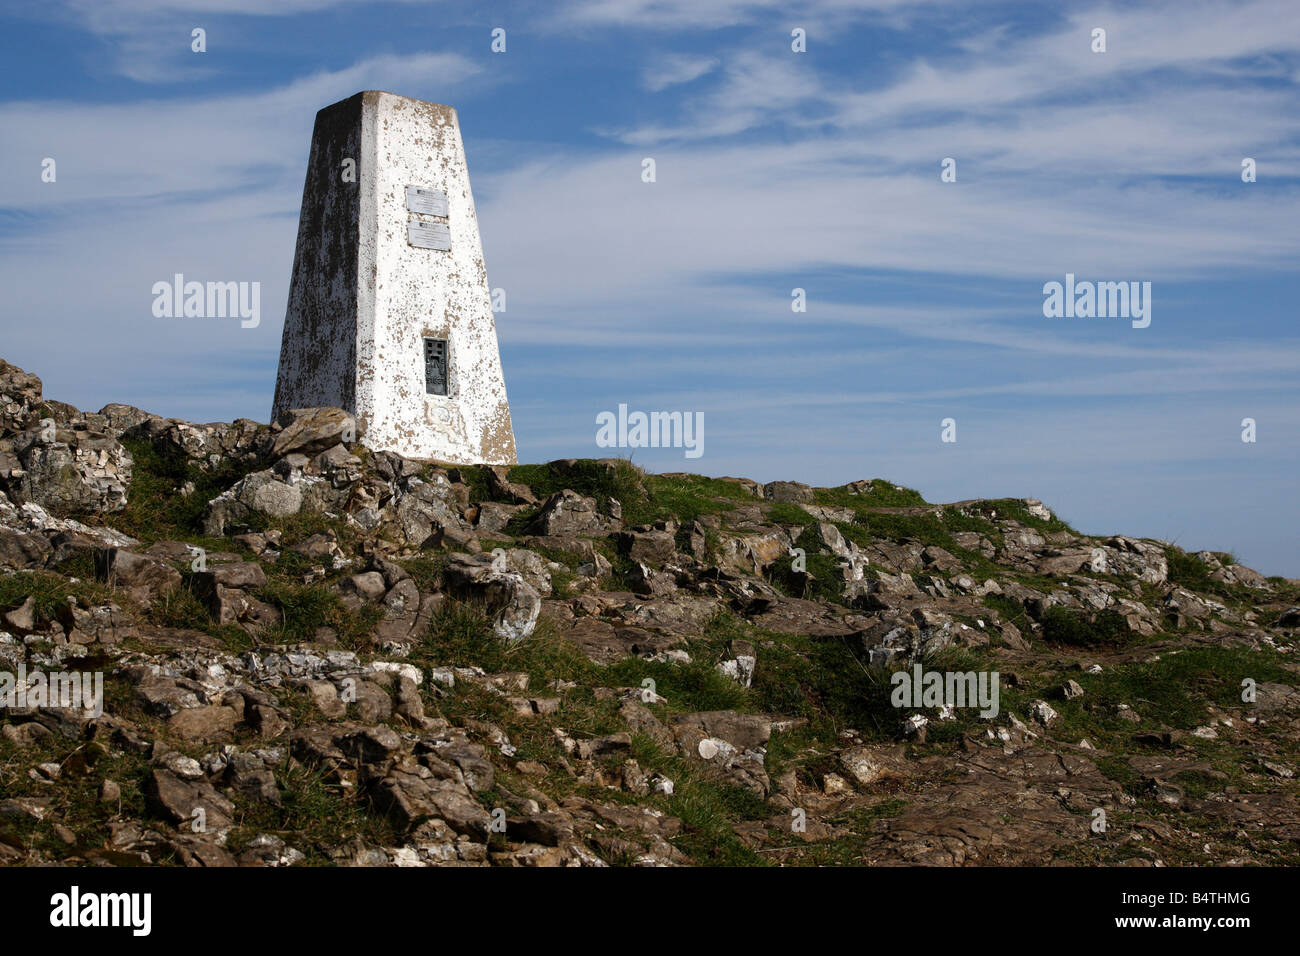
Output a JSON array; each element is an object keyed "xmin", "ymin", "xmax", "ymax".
[{"xmin": 1, "ymin": 0, "xmax": 1297, "ymax": 574}]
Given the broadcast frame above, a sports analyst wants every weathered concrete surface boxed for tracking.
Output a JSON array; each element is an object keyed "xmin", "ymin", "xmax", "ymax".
[{"xmin": 273, "ymin": 91, "xmax": 517, "ymax": 466}]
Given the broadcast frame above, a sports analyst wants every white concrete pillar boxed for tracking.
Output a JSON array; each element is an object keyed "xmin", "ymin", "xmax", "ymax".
[{"xmin": 273, "ymin": 91, "xmax": 517, "ymax": 465}]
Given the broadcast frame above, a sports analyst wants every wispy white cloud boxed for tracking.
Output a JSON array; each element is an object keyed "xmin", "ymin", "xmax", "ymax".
[
  {"xmin": 551, "ymin": 0, "xmax": 787, "ymax": 30},
  {"xmin": 640, "ymin": 53, "xmax": 719, "ymax": 91},
  {"xmin": 551, "ymin": 0, "xmax": 983, "ymax": 31},
  {"xmin": 37, "ymin": 0, "xmax": 457, "ymax": 82},
  {"xmin": 58, "ymin": 0, "xmax": 427, "ymax": 14},
  {"xmin": 0, "ymin": 52, "xmax": 486, "ymax": 210}
]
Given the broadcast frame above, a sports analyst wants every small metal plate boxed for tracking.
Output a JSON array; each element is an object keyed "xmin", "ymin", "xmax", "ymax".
[
  {"xmin": 405, "ymin": 186, "xmax": 448, "ymax": 217},
  {"xmin": 408, "ymin": 217, "xmax": 451, "ymax": 251},
  {"xmin": 423, "ymin": 338, "xmax": 448, "ymax": 395}
]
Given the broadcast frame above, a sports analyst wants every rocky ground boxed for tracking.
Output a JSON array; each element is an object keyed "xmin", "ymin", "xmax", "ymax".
[{"xmin": 0, "ymin": 356, "xmax": 1297, "ymax": 867}]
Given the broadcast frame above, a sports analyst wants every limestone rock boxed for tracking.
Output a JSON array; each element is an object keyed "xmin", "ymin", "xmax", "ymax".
[
  {"xmin": 265, "ymin": 407, "xmax": 356, "ymax": 460},
  {"xmin": 167, "ymin": 705, "xmax": 240, "ymax": 742},
  {"xmin": 0, "ymin": 359, "xmax": 44, "ymax": 434},
  {"xmin": 391, "ymin": 474, "xmax": 476, "ymax": 550},
  {"xmin": 526, "ymin": 490, "xmax": 604, "ymax": 536},
  {"xmin": 485, "ymin": 466, "xmax": 537, "ymax": 505},
  {"xmin": 124, "ymin": 416, "xmax": 263, "ymax": 468},
  {"xmin": 763, "ymin": 481, "xmax": 814, "ymax": 504},
  {"xmin": 95, "ymin": 549, "xmax": 182, "ymax": 607},
  {"xmin": 370, "ymin": 758, "xmax": 490, "ymax": 836},
  {"xmin": 202, "ymin": 470, "xmax": 303, "ymax": 535},
  {"xmin": 145, "ymin": 769, "xmax": 236, "ymax": 830},
  {"xmin": 443, "ymin": 552, "xmax": 541, "ymax": 643},
  {"xmin": 616, "ymin": 529, "xmax": 676, "ymax": 567},
  {"xmin": 0, "ymin": 527, "xmax": 52, "ymax": 570},
  {"xmin": 8, "ymin": 424, "xmax": 131, "ymax": 515},
  {"xmin": 671, "ymin": 711, "xmax": 771, "ymax": 752}
]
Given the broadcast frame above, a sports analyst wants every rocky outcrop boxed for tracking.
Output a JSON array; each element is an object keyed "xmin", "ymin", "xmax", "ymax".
[
  {"xmin": 0, "ymin": 355, "xmax": 1297, "ymax": 869},
  {"xmin": 0, "ymin": 359, "xmax": 47, "ymax": 434},
  {"xmin": 3, "ymin": 423, "xmax": 131, "ymax": 515},
  {"xmin": 442, "ymin": 553, "xmax": 541, "ymax": 643}
]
